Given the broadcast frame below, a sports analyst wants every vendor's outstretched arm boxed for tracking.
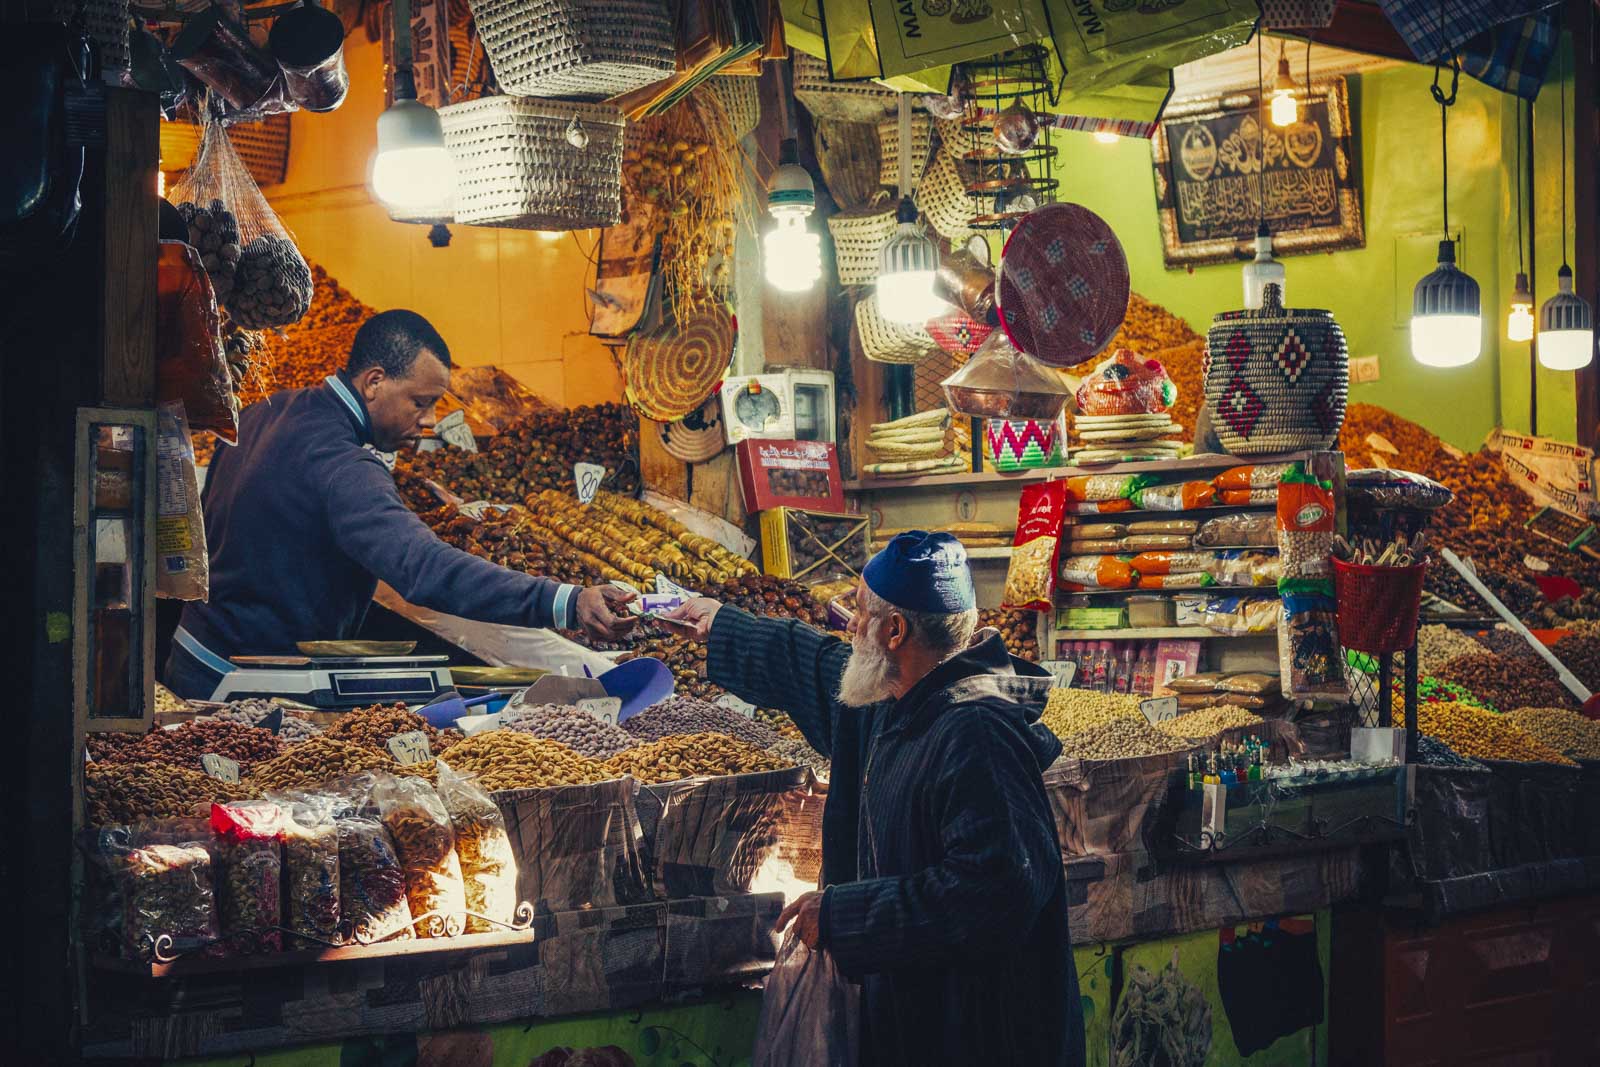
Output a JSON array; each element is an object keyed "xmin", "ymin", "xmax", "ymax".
[{"xmin": 703, "ymin": 604, "xmax": 850, "ymax": 758}]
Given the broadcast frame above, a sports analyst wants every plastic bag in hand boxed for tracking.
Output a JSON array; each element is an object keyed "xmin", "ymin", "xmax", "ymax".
[{"xmin": 753, "ymin": 930, "xmax": 860, "ymax": 1067}]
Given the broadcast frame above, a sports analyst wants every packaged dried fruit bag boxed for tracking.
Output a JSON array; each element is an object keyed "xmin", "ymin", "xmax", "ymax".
[
  {"xmin": 1064, "ymin": 473, "xmax": 1156, "ymax": 503},
  {"xmin": 1277, "ymin": 464, "xmax": 1336, "ymax": 580},
  {"xmin": 1131, "ymin": 481, "xmax": 1215, "ymax": 511},
  {"xmin": 154, "ymin": 401, "xmax": 210, "ymax": 601},
  {"xmin": 436, "ymin": 760, "xmax": 518, "ymax": 933},
  {"xmin": 277, "ymin": 793, "xmax": 340, "ymax": 949},
  {"xmin": 1003, "ymin": 481, "xmax": 1067, "ymax": 611},
  {"xmin": 371, "ymin": 774, "xmax": 466, "ymax": 938},
  {"xmin": 209, "ymin": 800, "xmax": 285, "ymax": 955},
  {"xmin": 1057, "ymin": 554, "xmax": 1137, "ymax": 590}
]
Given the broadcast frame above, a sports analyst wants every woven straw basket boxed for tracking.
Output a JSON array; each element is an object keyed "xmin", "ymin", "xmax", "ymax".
[
  {"xmin": 916, "ymin": 148, "xmax": 977, "ymax": 242},
  {"xmin": 878, "ymin": 114, "xmax": 934, "ymax": 191},
  {"xmin": 827, "ymin": 202, "xmax": 898, "ymax": 287},
  {"xmin": 1203, "ymin": 284, "xmax": 1349, "ymax": 454},
  {"xmin": 855, "ymin": 294, "xmax": 941, "ymax": 364},
  {"xmin": 467, "ymin": 0, "xmax": 675, "ymax": 99},
  {"xmin": 439, "ymin": 97, "xmax": 624, "ymax": 230},
  {"xmin": 792, "ymin": 51, "xmax": 895, "ymax": 123},
  {"xmin": 707, "ymin": 76, "xmax": 761, "ymax": 143},
  {"xmin": 81, "ymin": 0, "xmax": 131, "ymax": 78}
]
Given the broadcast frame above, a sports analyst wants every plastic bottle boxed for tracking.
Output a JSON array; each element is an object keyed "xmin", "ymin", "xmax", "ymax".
[
  {"xmin": 1093, "ymin": 642, "xmax": 1112, "ymax": 691},
  {"xmin": 1114, "ymin": 645, "xmax": 1135, "ymax": 694},
  {"xmin": 1134, "ymin": 642, "xmax": 1156, "ymax": 695}
]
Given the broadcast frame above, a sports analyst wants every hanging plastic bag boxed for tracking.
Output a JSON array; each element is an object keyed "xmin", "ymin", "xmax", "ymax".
[
  {"xmin": 157, "ymin": 240, "xmax": 237, "ymax": 441},
  {"xmin": 169, "ymin": 110, "xmax": 313, "ymax": 329},
  {"xmin": 752, "ymin": 930, "xmax": 860, "ymax": 1067},
  {"xmin": 155, "ymin": 401, "xmax": 210, "ymax": 601}
]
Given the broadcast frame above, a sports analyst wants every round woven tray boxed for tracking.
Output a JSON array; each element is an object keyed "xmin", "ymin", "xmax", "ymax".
[
  {"xmin": 997, "ymin": 203, "xmax": 1129, "ymax": 367},
  {"xmin": 658, "ymin": 395, "xmax": 728, "ymax": 463},
  {"xmin": 625, "ymin": 306, "xmax": 735, "ymax": 422}
]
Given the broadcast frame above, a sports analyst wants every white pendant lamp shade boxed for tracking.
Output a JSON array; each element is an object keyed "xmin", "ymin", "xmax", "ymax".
[
  {"xmin": 876, "ymin": 198, "xmax": 950, "ymax": 324},
  {"xmin": 1411, "ymin": 239, "xmax": 1482, "ymax": 368},
  {"xmin": 1538, "ymin": 265, "xmax": 1595, "ymax": 371},
  {"xmin": 372, "ymin": 71, "xmax": 455, "ymax": 221},
  {"xmin": 764, "ymin": 139, "xmax": 822, "ymax": 293}
]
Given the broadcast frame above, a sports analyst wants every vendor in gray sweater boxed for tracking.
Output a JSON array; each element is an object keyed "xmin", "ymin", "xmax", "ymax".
[
  {"xmin": 662, "ymin": 533, "xmax": 1082, "ymax": 1065},
  {"xmin": 166, "ymin": 310, "xmax": 635, "ymax": 699}
]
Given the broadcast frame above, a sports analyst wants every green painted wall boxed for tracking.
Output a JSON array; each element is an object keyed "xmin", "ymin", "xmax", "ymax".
[{"xmin": 1049, "ymin": 55, "xmax": 1582, "ymax": 450}]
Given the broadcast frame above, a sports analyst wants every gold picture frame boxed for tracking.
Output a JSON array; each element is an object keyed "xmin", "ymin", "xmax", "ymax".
[{"xmin": 1152, "ymin": 76, "xmax": 1364, "ymax": 268}]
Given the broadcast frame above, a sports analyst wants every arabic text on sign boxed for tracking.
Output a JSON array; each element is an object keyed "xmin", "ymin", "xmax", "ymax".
[{"xmin": 387, "ymin": 730, "xmax": 433, "ymax": 765}]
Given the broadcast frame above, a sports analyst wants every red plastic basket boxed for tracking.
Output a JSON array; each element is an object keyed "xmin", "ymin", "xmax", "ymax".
[{"xmin": 1333, "ymin": 558, "xmax": 1428, "ymax": 654}]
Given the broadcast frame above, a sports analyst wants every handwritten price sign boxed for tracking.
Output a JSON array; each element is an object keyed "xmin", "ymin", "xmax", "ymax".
[
  {"xmin": 387, "ymin": 731, "xmax": 433, "ymax": 765},
  {"xmin": 201, "ymin": 753, "xmax": 241, "ymax": 783},
  {"xmin": 576, "ymin": 696, "xmax": 622, "ymax": 725},
  {"xmin": 574, "ymin": 462, "xmax": 606, "ymax": 504},
  {"xmin": 436, "ymin": 409, "xmax": 478, "ymax": 452},
  {"xmin": 1139, "ymin": 696, "xmax": 1179, "ymax": 725}
]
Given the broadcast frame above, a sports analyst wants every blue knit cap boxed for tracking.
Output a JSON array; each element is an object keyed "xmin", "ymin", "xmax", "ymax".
[{"xmin": 862, "ymin": 530, "xmax": 977, "ymax": 615}]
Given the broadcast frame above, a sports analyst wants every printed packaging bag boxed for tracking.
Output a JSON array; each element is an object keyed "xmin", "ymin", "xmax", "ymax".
[{"xmin": 1003, "ymin": 480, "xmax": 1067, "ymax": 610}]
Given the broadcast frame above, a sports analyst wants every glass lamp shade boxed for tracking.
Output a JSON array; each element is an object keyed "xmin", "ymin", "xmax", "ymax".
[
  {"xmin": 1270, "ymin": 90, "xmax": 1298, "ymax": 127},
  {"xmin": 1411, "ymin": 239, "xmax": 1482, "ymax": 367},
  {"xmin": 764, "ymin": 216, "xmax": 822, "ymax": 293},
  {"xmin": 1538, "ymin": 266, "xmax": 1595, "ymax": 371},
  {"xmin": 372, "ymin": 95, "xmax": 455, "ymax": 221}
]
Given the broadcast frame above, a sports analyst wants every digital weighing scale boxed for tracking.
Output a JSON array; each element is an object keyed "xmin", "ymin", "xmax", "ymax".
[{"xmin": 209, "ymin": 654, "xmax": 455, "ymax": 708}]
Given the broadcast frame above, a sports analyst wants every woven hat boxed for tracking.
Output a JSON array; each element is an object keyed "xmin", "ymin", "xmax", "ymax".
[
  {"xmin": 467, "ymin": 0, "xmax": 676, "ymax": 99},
  {"xmin": 624, "ymin": 305, "xmax": 735, "ymax": 421},
  {"xmin": 658, "ymin": 395, "xmax": 727, "ymax": 463},
  {"xmin": 855, "ymin": 294, "xmax": 941, "ymax": 364},
  {"xmin": 827, "ymin": 199, "xmax": 898, "ymax": 287},
  {"xmin": 997, "ymin": 203, "xmax": 1129, "ymax": 367},
  {"xmin": 793, "ymin": 51, "xmax": 896, "ymax": 123}
]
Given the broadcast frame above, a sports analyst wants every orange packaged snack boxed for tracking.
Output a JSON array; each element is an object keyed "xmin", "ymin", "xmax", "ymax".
[{"xmin": 1057, "ymin": 555, "xmax": 1137, "ymax": 589}]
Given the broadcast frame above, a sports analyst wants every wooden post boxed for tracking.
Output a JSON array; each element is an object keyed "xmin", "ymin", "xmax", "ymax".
[
  {"xmin": 100, "ymin": 89, "xmax": 160, "ymax": 407},
  {"xmin": 1570, "ymin": 0, "xmax": 1598, "ymax": 447}
]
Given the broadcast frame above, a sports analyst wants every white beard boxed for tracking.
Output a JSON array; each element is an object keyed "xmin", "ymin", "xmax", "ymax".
[{"xmin": 837, "ymin": 619, "xmax": 897, "ymax": 707}]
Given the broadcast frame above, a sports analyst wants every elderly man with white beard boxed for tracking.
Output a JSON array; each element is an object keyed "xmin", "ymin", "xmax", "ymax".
[{"xmin": 660, "ymin": 531, "xmax": 1084, "ymax": 1066}]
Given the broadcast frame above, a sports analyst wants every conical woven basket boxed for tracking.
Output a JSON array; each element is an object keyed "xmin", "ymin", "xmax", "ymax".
[
  {"xmin": 916, "ymin": 148, "xmax": 978, "ymax": 243},
  {"xmin": 827, "ymin": 201, "xmax": 898, "ymax": 287},
  {"xmin": 855, "ymin": 294, "xmax": 942, "ymax": 364},
  {"xmin": 877, "ymin": 114, "xmax": 934, "ymax": 191},
  {"xmin": 792, "ymin": 51, "xmax": 896, "ymax": 122},
  {"xmin": 707, "ymin": 75, "xmax": 761, "ymax": 142}
]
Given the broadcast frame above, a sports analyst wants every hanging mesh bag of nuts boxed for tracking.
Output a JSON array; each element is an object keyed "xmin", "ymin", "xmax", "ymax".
[{"xmin": 169, "ymin": 107, "xmax": 313, "ymax": 330}]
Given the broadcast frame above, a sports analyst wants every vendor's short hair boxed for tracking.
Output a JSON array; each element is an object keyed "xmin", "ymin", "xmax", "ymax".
[
  {"xmin": 858, "ymin": 584, "xmax": 978, "ymax": 659},
  {"xmin": 348, "ymin": 310, "xmax": 452, "ymax": 378}
]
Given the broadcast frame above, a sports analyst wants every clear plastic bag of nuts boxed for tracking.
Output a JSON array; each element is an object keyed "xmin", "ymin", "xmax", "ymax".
[
  {"xmin": 272, "ymin": 791, "xmax": 341, "ymax": 949},
  {"xmin": 371, "ymin": 773, "xmax": 466, "ymax": 938},
  {"xmin": 208, "ymin": 800, "xmax": 286, "ymax": 955},
  {"xmin": 168, "ymin": 106, "xmax": 313, "ymax": 330},
  {"xmin": 93, "ymin": 818, "xmax": 223, "ymax": 962},
  {"xmin": 435, "ymin": 760, "xmax": 518, "ymax": 933}
]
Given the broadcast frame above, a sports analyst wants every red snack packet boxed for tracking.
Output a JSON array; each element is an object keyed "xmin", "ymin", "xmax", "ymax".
[{"xmin": 1003, "ymin": 480, "xmax": 1067, "ymax": 611}]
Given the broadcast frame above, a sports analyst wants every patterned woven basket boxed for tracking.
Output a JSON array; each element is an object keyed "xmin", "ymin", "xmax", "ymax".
[
  {"xmin": 707, "ymin": 76, "xmax": 761, "ymax": 142},
  {"xmin": 1203, "ymin": 284, "xmax": 1349, "ymax": 455},
  {"xmin": 439, "ymin": 97, "xmax": 624, "ymax": 230},
  {"xmin": 878, "ymin": 114, "xmax": 934, "ymax": 191},
  {"xmin": 792, "ymin": 51, "xmax": 895, "ymax": 123},
  {"xmin": 827, "ymin": 201, "xmax": 898, "ymax": 287},
  {"xmin": 160, "ymin": 115, "xmax": 291, "ymax": 188},
  {"xmin": 855, "ymin": 294, "xmax": 942, "ymax": 364},
  {"xmin": 1261, "ymin": 0, "xmax": 1336, "ymax": 29},
  {"xmin": 81, "ymin": 0, "xmax": 130, "ymax": 79},
  {"xmin": 916, "ymin": 148, "xmax": 977, "ymax": 243},
  {"xmin": 658, "ymin": 396, "xmax": 728, "ymax": 463},
  {"xmin": 466, "ymin": 0, "xmax": 675, "ymax": 99}
]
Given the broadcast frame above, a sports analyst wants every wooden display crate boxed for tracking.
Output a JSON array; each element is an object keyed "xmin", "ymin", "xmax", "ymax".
[{"xmin": 760, "ymin": 507, "xmax": 870, "ymax": 581}]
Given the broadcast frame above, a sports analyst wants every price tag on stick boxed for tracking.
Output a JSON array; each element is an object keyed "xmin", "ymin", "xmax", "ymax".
[
  {"xmin": 715, "ymin": 693, "xmax": 756, "ymax": 719},
  {"xmin": 1039, "ymin": 660, "xmax": 1077, "ymax": 690},
  {"xmin": 436, "ymin": 409, "xmax": 478, "ymax": 452},
  {"xmin": 387, "ymin": 731, "xmax": 433, "ymax": 765},
  {"xmin": 201, "ymin": 753, "xmax": 241, "ymax": 783},
  {"xmin": 574, "ymin": 462, "xmax": 606, "ymax": 504},
  {"xmin": 576, "ymin": 696, "xmax": 622, "ymax": 725},
  {"xmin": 1139, "ymin": 696, "xmax": 1179, "ymax": 725}
]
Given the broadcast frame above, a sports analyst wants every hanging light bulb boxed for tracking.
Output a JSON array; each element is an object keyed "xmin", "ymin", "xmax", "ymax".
[
  {"xmin": 1412, "ymin": 62, "xmax": 1481, "ymax": 368},
  {"xmin": 1270, "ymin": 45, "xmax": 1298, "ymax": 127},
  {"xmin": 370, "ymin": 0, "xmax": 454, "ymax": 222},
  {"xmin": 763, "ymin": 139, "xmax": 821, "ymax": 293},
  {"xmin": 1093, "ymin": 130, "xmax": 1118, "ymax": 145},
  {"xmin": 1536, "ymin": 55, "xmax": 1594, "ymax": 371},
  {"xmin": 1540, "ymin": 266, "xmax": 1595, "ymax": 370},
  {"xmin": 1412, "ymin": 239, "xmax": 1482, "ymax": 367},
  {"xmin": 877, "ymin": 197, "xmax": 950, "ymax": 323},
  {"xmin": 1508, "ymin": 272, "xmax": 1535, "ymax": 343}
]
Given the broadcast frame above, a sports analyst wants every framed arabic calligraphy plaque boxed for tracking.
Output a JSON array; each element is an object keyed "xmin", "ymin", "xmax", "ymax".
[{"xmin": 1151, "ymin": 77, "xmax": 1364, "ymax": 268}]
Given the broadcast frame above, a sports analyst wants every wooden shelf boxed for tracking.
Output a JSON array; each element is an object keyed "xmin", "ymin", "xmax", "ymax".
[
  {"xmin": 843, "ymin": 468, "xmax": 1055, "ymax": 491},
  {"xmin": 1051, "ymin": 625, "xmax": 1269, "ymax": 640},
  {"xmin": 964, "ymin": 546, "xmax": 1013, "ymax": 560},
  {"xmin": 93, "ymin": 928, "xmax": 538, "ymax": 979}
]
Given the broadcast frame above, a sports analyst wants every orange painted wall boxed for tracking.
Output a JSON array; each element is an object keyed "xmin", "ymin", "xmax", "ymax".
[{"xmin": 261, "ymin": 31, "xmax": 624, "ymax": 408}]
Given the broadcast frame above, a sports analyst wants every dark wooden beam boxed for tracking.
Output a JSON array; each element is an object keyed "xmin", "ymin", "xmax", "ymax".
[{"xmin": 1570, "ymin": 0, "xmax": 1599, "ymax": 448}]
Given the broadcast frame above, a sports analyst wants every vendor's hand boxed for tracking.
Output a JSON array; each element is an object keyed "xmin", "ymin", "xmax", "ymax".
[
  {"xmin": 655, "ymin": 596, "xmax": 723, "ymax": 641},
  {"xmin": 776, "ymin": 890, "xmax": 824, "ymax": 949},
  {"xmin": 575, "ymin": 584, "xmax": 639, "ymax": 642}
]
